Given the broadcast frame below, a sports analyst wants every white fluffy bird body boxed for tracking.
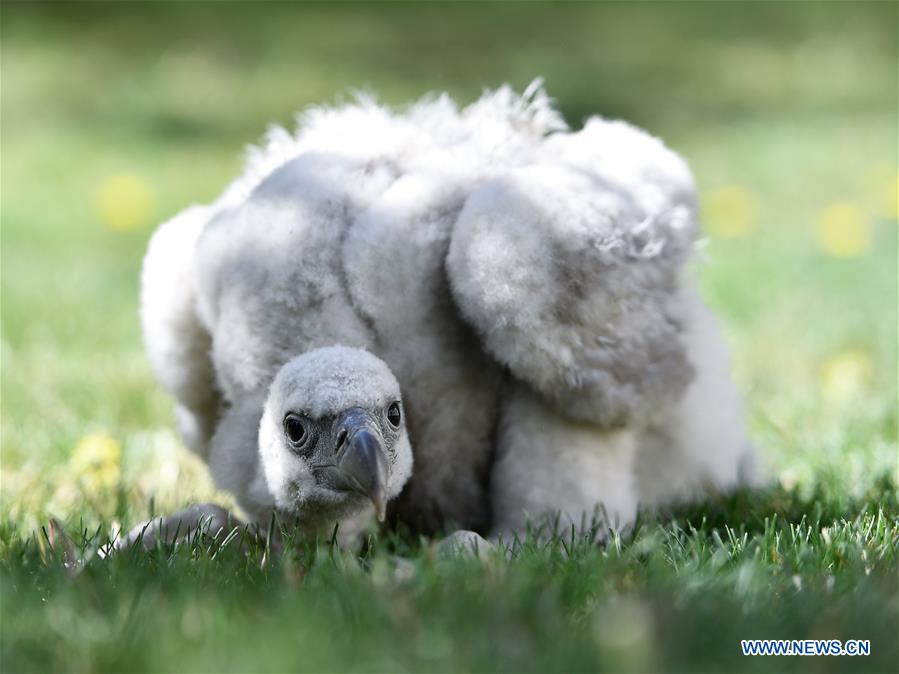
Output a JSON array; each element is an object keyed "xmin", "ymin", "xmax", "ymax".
[{"xmin": 141, "ymin": 84, "xmax": 754, "ymax": 538}]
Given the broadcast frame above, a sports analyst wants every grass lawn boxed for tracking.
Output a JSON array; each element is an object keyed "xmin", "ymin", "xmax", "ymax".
[{"xmin": 1, "ymin": 3, "xmax": 897, "ymax": 672}]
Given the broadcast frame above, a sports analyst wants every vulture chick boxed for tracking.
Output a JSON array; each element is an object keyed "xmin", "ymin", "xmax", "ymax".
[{"xmin": 137, "ymin": 82, "xmax": 756, "ymax": 548}]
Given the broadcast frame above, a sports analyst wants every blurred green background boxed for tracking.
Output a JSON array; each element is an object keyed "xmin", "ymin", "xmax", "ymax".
[{"xmin": 1, "ymin": 2, "xmax": 897, "ymax": 672}]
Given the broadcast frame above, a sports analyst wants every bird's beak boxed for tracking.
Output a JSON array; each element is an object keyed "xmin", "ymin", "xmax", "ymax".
[{"xmin": 327, "ymin": 422, "xmax": 389, "ymax": 521}]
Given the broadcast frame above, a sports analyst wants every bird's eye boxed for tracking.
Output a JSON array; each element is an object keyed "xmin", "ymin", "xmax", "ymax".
[
  {"xmin": 283, "ymin": 413, "xmax": 307, "ymax": 446},
  {"xmin": 386, "ymin": 402, "xmax": 402, "ymax": 428}
]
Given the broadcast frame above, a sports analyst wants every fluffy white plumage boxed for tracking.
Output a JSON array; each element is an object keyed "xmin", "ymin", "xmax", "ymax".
[{"xmin": 140, "ymin": 81, "xmax": 756, "ymax": 542}]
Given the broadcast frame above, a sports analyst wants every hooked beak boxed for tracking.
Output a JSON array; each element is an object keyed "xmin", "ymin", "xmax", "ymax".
[{"xmin": 322, "ymin": 417, "xmax": 389, "ymax": 521}]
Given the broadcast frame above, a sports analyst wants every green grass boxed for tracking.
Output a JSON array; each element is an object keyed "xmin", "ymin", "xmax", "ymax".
[
  {"xmin": 2, "ymin": 485, "xmax": 897, "ymax": 673},
  {"xmin": 2, "ymin": 3, "xmax": 897, "ymax": 672}
]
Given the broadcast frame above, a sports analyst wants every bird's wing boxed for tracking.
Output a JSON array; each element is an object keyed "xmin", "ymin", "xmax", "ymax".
[
  {"xmin": 141, "ymin": 205, "xmax": 221, "ymax": 458},
  {"xmin": 447, "ymin": 119, "xmax": 700, "ymax": 427}
]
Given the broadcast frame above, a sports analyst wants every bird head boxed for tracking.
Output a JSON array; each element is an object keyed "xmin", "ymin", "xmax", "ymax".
[{"xmin": 258, "ymin": 346, "xmax": 413, "ymax": 526}]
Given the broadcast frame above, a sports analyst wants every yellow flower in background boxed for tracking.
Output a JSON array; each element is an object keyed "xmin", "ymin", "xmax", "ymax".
[
  {"xmin": 702, "ymin": 186, "xmax": 759, "ymax": 238},
  {"xmin": 70, "ymin": 432, "xmax": 122, "ymax": 491},
  {"xmin": 813, "ymin": 202, "xmax": 871, "ymax": 257},
  {"xmin": 94, "ymin": 173, "xmax": 156, "ymax": 231},
  {"xmin": 821, "ymin": 350, "xmax": 872, "ymax": 403},
  {"xmin": 891, "ymin": 176, "xmax": 899, "ymax": 220},
  {"xmin": 859, "ymin": 163, "xmax": 899, "ymax": 220}
]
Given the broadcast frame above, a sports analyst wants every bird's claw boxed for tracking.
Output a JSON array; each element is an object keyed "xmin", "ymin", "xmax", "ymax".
[{"xmin": 434, "ymin": 529, "xmax": 496, "ymax": 558}]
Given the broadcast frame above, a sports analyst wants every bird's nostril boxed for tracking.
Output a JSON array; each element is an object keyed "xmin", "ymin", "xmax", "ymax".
[{"xmin": 335, "ymin": 428, "xmax": 349, "ymax": 453}]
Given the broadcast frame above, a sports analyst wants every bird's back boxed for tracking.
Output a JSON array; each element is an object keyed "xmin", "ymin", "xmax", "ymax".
[
  {"xmin": 182, "ymin": 87, "xmax": 569, "ymax": 531},
  {"xmin": 192, "ymin": 151, "xmax": 506, "ymax": 533},
  {"xmin": 149, "ymin": 83, "xmax": 711, "ymax": 534}
]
